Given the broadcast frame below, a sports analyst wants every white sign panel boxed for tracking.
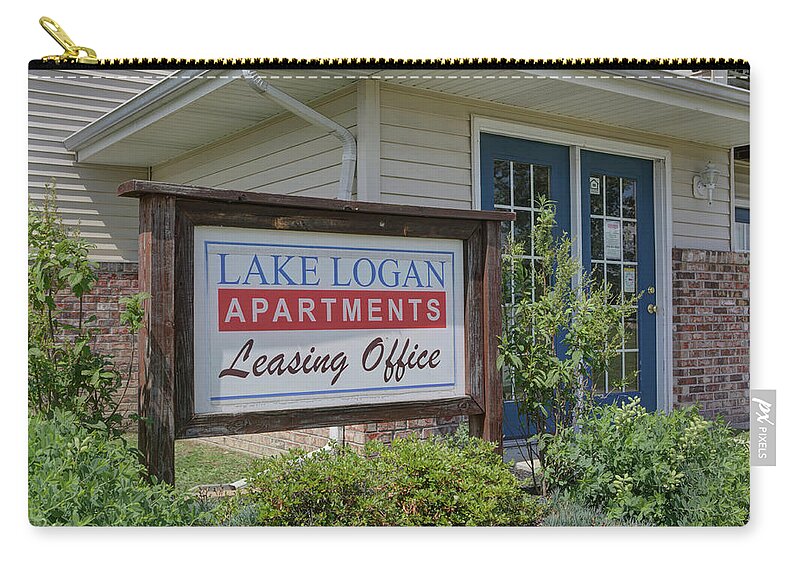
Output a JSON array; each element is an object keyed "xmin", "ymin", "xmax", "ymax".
[
  {"xmin": 193, "ymin": 226, "xmax": 466, "ymax": 415},
  {"xmin": 623, "ymin": 266, "xmax": 636, "ymax": 293},
  {"xmin": 603, "ymin": 219, "xmax": 622, "ymax": 261}
]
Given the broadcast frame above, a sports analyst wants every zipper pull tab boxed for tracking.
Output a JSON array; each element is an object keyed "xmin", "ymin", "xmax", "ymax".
[{"xmin": 39, "ymin": 16, "xmax": 98, "ymax": 64}]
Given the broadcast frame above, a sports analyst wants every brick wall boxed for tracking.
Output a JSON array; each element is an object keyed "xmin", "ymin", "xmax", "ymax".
[
  {"xmin": 672, "ymin": 248, "xmax": 749, "ymax": 428},
  {"xmin": 54, "ymin": 262, "xmax": 141, "ymax": 424},
  {"xmin": 361, "ymin": 416, "xmax": 464, "ymax": 445},
  {"xmin": 198, "ymin": 417, "xmax": 465, "ymax": 457}
]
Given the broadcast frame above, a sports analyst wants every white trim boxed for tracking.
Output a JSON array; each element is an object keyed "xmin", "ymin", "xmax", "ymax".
[
  {"xmin": 471, "ymin": 117, "xmax": 673, "ymax": 165},
  {"xmin": 471, "ymin": 115, "xmax": 674, "ymax": 413},
  {"xmin": 729, "ymin": 147, "xmax": 737, "ymax": 250},
  {"xmin": 653, "ymin": 157, "xmax": 674, "ymax": 412},
  {"xmin": 356, "ymin": 79, "xmax": 382, "ymax": 202},
  {"xmin": 470, "ymin": 122, "xmax": 483, "ymax": 210},
  {"xmin": 569, "ymin": 146, "xmax": 582, "ymax": 283}
]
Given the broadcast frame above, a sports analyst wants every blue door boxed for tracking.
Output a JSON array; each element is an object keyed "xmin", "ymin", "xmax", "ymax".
[
  {"xmin": 479, "ymin": 134, "xmax": 571, "ymax": 438},
  {"xmin": 481, "ymin": 136, "xmax": 658, "ymax": 440},
  {"xmin": 580, "ymin": 151, "xmax": 657, "ymax": 411}
]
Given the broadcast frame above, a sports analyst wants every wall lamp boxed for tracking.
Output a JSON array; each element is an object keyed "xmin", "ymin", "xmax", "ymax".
[{"xmin": 692, "ymin": 161, "xmax": 722, "ymax": 206}]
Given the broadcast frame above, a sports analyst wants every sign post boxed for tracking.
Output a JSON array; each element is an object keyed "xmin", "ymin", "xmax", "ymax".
[{"xmin": 120, "ymin": 180, "xmax": 513, "ymax": 484}]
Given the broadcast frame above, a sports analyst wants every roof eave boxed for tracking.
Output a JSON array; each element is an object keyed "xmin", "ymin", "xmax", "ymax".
[{"xmin": 64, "ymin": 69, "xmax": 218, "ymax": 155}]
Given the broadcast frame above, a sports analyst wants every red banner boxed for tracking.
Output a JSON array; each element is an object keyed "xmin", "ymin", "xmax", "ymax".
[{"xmin": 218, "ymin": 289, "xmax": 447, "ymax": 331}]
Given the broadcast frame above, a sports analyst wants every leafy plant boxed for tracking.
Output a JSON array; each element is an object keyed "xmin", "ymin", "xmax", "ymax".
[
  {"xmin": 498, "ymin": 199, "xmax": 639, "ymax": 490},
  {"xmin": 28, "ymin": 184, "xmax": 145, "ymax": 431},
  {"xmin": 28, "ymin": 183, "xmax": 98, "ymax": 330},
  {"xmin": 107, "ymin": 291, "xmax": 150, "ymax": 422},
  {"xmin": 542, "ymin": 397, "xmax": 750, "ymax": 526},
  {"xmin": 234, "ymin": 427, "xmax": 546, "ymax": 526},
  {"xmin": 28, "ymin": 410, "xmax": 214, "ymax": 526}
]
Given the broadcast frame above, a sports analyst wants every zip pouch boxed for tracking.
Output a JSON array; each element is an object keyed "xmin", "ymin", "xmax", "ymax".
[{"xmin": 28, "ymin": 16, "xmax": 751, "ymax": 528}]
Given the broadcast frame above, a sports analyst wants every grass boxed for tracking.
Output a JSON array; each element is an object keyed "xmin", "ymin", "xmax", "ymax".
[
  {"xmin": 123, "ymin": 434, "xmax": 256, "ymax": 493},
  {"xmin": 174, "ymin": 440, "xmax": 256, "ymax": 492}
]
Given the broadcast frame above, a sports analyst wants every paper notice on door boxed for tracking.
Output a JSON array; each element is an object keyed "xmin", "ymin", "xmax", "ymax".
[
  {"xmin": 604, "ymin": 220, "xmax": 622, "ymax": 260},
  {"xmin": 623, "ymin": 267, "xmax": 636, "ymax": 293}
]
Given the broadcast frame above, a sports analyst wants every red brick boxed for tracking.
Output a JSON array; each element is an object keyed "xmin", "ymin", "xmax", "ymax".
[{"xmin": 672, "ymin": 248, "xmax": 749, "ymax": 425}]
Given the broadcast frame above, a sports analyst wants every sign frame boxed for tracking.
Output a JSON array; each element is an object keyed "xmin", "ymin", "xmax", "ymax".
[{"xmin": 119, "ymin": 180, "xmax": 514, "ymax": 484}]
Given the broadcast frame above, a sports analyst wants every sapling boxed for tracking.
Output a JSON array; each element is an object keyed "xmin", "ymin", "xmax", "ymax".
[{"xmin": 497, "ymin": 199, "xmax": 639, "ymax": 493}]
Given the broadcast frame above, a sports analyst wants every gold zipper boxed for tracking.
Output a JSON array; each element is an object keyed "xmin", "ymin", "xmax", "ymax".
[
  {"xmin": 35, "ymin": 16, "xmax": 747, "ymax": 70},
  {"xmin": 39, "ymin": 17, "xmax": 98, "ymax": 64}
]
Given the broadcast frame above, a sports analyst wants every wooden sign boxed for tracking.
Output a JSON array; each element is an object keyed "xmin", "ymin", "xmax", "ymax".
[{"xmin": 118, "ymin": 180, "xmax": 513, "ymax": 484}]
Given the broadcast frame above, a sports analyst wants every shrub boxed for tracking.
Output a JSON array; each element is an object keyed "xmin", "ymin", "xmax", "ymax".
[
  {"xmin": 28, "ymin": 410, "xmax": 212, "ymax": 526},
  {"xmin": 236, "ymin": 429, "xmax": 545, "ymax": 526},
  {"xmin": 542, "ymin": 398, "xmax": 750, "ymax": 526}
]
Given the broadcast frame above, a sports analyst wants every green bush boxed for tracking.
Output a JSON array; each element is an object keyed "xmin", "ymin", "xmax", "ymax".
[
  {"xmin": 542, "ymin": 398, "xmax": 750, "ymax": 526},
  {"xmin": 28, "ymin": 410, "xmax": 212, "ymax": 526},
  {"xmin": 235, "ymin": 429, "xmax": 545, "ymax": 526}
]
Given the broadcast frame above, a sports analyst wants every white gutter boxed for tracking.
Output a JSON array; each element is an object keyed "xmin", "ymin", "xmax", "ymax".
[
  {"xmin": 518, "ymin": 68, "xmax": 749, "ymax": 122},
  {"xmin": 611, "ymin": 69, "xmax": 749, "ymax": 105},
  {"xmin": 241, "ymin": 70, "xmax": 357, "ymax": 200}
]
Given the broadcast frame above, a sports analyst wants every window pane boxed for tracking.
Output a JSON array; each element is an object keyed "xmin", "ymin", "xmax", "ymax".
[
  {"xmin": 735, "ymin": 221, "xmax": 750, "ymax": 252},
  {"xmin": 514, "ymin": 210, "xmax": 532, "ymax": 255},
  {"xmin": 534, "ymin": 166, "xmax": 550, "ymax": 207},
  {"xmin": 591, "ymin": 262, "xmax": 604, "ymax": 285},
  {"xmin": 494, "ymin": 159, "xmax": 510, "ymax": 206},
  {"xmin": 592, "ymin": 365, "xmax": 606, "ymax": 395},
  {"xmin": 607, "ymin": 264, "xmax": 622, "ymax": 299},
  {"xmin": 622, "ymin": 178, "xmax": 637, "ymax": 219},
  {"xmin": 624, "ymin": 314, "xmax": 638, "ymax": 350},
  {"xmin": 624, "ymin": 353, "xmax": 639, "ymax": 392},
  {"xmin": 605, "ymin": 176, "xmax": 621, "ymax": 217},
  {"xmin": 513, "ymin": 162, "xmax": 532, "ymax": 208},
  {"xmin": 589, "ymin": 175, "xmax": 604, "ymax": 215},
  {"xmin": 591, "ymin": 218, "xmax": 604, "ymax": 260},
  {"xmin": 623, "ymin": 221, "xmax": 637, "ymax": 262},
  {"xmin": 607, "ymin": 353, "xmax": 623, "ymax": 392},
  {"xmin": 502, "ymin": 273, "xmax": 513, "ymax": 305},
  {"xmin": 500, "ymin": 220, "xmax": 511, "ymax": 251}
]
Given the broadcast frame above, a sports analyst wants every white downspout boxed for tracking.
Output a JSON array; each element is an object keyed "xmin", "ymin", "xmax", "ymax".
[
  {"xmin": 242, "ymin": 70, "xmax": 351, "ymax": 445},
  {"xmin": 241, "ymin": 70, "xmax": 356, "ymax": 200}
]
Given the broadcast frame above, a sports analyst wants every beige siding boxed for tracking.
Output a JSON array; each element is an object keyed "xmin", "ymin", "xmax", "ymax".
[
  {"xmin": 28, "ymin": 70, "xmax": 173, "ymax": 262},
  {"xmin": 153, "ymin": 86, "xmax": 357, "ymax": 200},
  {"xmin": 378, "ymin": 83, "xmax": 734, "ymax": 251}
]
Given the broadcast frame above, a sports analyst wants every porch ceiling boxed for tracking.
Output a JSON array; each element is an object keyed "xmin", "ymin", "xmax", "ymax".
[{"xmin": 65, "ymin": 68, "xmax": 749, "ymax": 167}]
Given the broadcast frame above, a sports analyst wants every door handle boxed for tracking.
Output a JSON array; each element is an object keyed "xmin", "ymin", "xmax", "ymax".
[{"xmin": 647, "ymin": 303, "xmax": 657, "ymax": 314}]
